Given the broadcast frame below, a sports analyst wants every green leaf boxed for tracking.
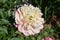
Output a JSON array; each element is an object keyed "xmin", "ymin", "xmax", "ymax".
[
  {"xmin": 11, "ymin": 37, "xmax": 21, "ymax": 40},
  {"xmin": 43, "ymin": 31, "xmax": 49, "ymax": 37},
  {"xmin": 0, "ymin": 9, "xmax": 4, "ymax": 19},
  {"xmin": 44, "ymin": 6, "xmax": 48, "ymax": 19},
  {"xmin": 25, "ymin": 37, "xmax": 31, "ymax": 40},
  {"xmin": 0, "ymin": 19, "xmax": 10, "ymax": 25},
  {"xmin": 7, "ymin": 9, "xmax": 11, "ymax": 17},
  {"xmin": 56, "ymin": 0, "xmax": 60, "ymax": 2},
  {"xmin": 35, "ymin": 0, "xmax": 38, "ymax": 4},
  {"xmin": 37, "ymin": 35, "xmax": 42, "ymax": 40},
  {"xmin": 0, "ymin": 0, "xmax": 7, "ymax": 3},
  {"xmin": 0, "ymin": 26, "xmax": 8, "ymax": 34},
  {"xmin": 31, "ymin": 36, "xmax": 35, "ymax": 40},
  {"xmin": 15, "ymin": 31, "xmax": 22, "ymax": 35},
  {"xmin": 0, "ymin": 31, "xmax": 7, "ymax": 40},
  {"xmin": 20, "ymin": 37, "xmax": 24, "ymax": 40}
]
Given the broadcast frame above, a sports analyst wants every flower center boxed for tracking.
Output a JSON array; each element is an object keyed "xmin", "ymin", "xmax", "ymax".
[{"xmin": 29, "ymin": 16, "xmax": 33, "ymax": 20}]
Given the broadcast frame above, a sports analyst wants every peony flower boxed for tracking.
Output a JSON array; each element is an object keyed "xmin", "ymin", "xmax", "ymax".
[
  {"xmin": 15, "ymin": 4, "xmax": 44, "ymax": 36},
  {"xmin": 42, "ymin": 37, "xmax": 53, "ymax": 40}
]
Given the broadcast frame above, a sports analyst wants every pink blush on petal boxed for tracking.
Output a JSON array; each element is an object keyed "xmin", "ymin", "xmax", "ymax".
[
  {"xmin": 42, "ymin": 39, "xmax": 44, "ymax": 40},
  {"xmin": 45, "ymin": 37, "xmax": 53, "ymax": 40},
  {"xmin": 23, "ymin": 31, "xmax": 29, "ymax": 36},
  {"xmin": 15, "ymin": 24, "xmax": 19, "ymax": 28},
  {"xmin": 18, "ymin": 25, "xmax": 22, "ymax": 32}
]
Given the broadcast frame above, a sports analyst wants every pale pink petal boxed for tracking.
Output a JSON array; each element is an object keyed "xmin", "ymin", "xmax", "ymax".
[
  {"xmin": 15, "ymin": 4, "xmax": 44, "ymax": 36},
  {"xmin": 45, "ymin": 37, "xmax": 53, "ymax": 40}
]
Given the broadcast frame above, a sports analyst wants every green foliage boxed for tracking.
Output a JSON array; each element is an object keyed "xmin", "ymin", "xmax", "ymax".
[
  {"xmin": 0, "ymin": 0, "xmax": 60, "ymax": 40},
  {"xmin": 43, "ymin": 27, "xmax": 54, "ymax": 37},
  {"xmin": 37, "ymin": 35, "xmax": 42, "ymax": 40},
  {"xmin": 0, "ymin": 26, "xmax": 8, "ymax": 34},
  {"xmin": 11, "ymin": 37, "xmax": 21, "ymax": 40}
]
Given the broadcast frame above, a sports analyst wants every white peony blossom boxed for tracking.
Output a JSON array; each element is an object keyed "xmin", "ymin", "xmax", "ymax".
[{"xmin": 15, "ymin": 4, "xmax": 44, "ymax": 36}]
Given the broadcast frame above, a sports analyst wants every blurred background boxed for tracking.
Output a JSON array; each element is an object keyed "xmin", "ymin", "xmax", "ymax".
[{"xmin": 0, "ymin": 0, "xmax": 60, "ymax": 40}]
